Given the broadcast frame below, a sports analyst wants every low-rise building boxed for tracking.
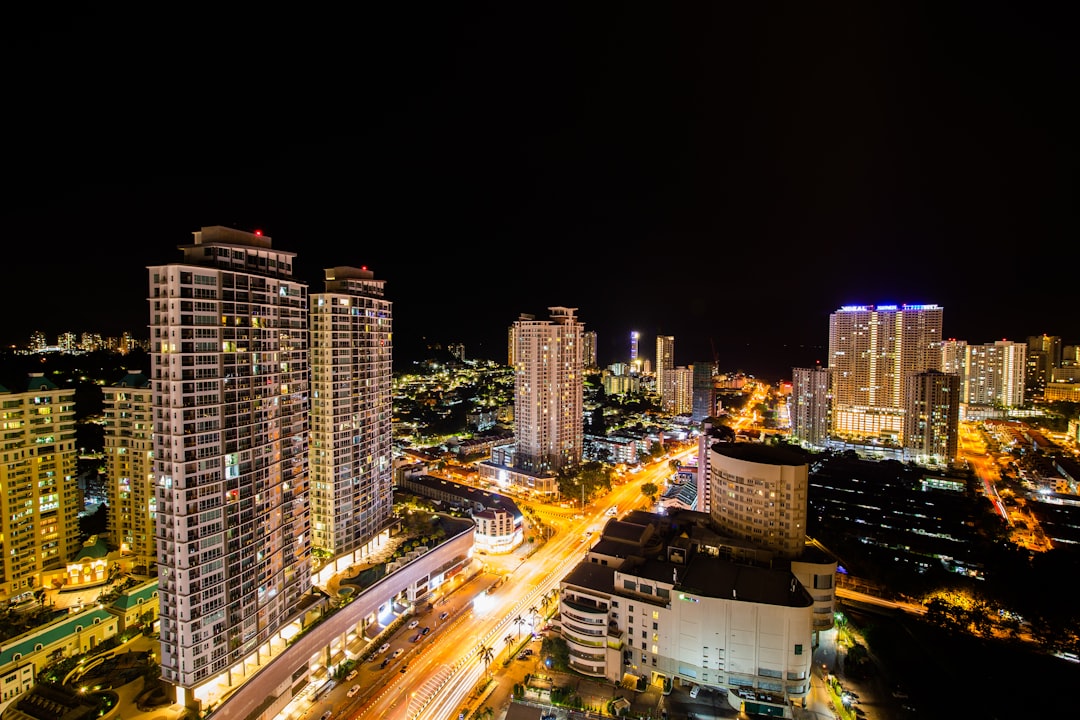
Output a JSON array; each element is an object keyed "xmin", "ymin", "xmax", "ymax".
[{"xmin": 558, "ymin": 509, "xmax": 834, "ymax": 707}]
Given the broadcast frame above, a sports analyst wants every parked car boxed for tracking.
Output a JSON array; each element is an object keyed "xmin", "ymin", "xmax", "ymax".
[
  {"xmin": 377, "ymin": 643, "xmax": 390, "ymax": 655},
  {"xmin": 345, "ymin": 669, "xmax": 358, "ymax": 682},
  {"xmin": 421, "ymin": 626, "xmax": 431, "ymax": 636},
  {"xmin": 411, "ymin": 633, "xmax": 422, "ymax": 643},
  {"xmin": 439, "ymin": 611, "xmax": 449, "ymax": 621},
  {"xmin": 392, "ymin": 648, "xmax": 404, "ymax": 659},
  {"xmin": 517, "ymin": 652, "xmax": 530, "ymax": 660},
  {"xmin": 379, "ymin": 658, "xmax": 390, "ymax": 669},
  {"xmin": 408, "ymin": 619, "xmax": 419, "ymax": 629},
  {"xmin": 347, "ymin": 684, "xmax": 361, "ymax": 698}
]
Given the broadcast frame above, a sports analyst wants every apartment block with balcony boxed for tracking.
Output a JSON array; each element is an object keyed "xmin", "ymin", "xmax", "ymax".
[
  {"xmin": 0, "ymin": 373, "xmax": 79, "ymax": 599},
  {"xmin": 148, "ymin": 226, "xmax": 312, "ymax": 709},
  {"xmin": 103, "ymin": 370, "xmax": 156, "ymax": 570}
]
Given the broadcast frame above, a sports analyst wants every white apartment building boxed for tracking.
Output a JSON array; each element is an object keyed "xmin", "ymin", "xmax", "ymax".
[
  {"xmin": 309, "ymin": 266, "xmax": 394, "ymax": 562},
  {"xmin": 708, "ymin": 443, "xmax": 809, "ymax": 560},
  {"xmin": 961, "ymin": 339, "xmax": 1026, "ymax": 408},
  {"xmin": 828, "ymin": 304, "xmax": 943, "ymax": 442},
  {"xmin": 559, "ymin": 510, "xmax": 825, "ymax": 708},
  {"xmin": 0, "ymin": 373, "xmax": 79, "ymax": 598},
  {"xmin": 103, "ymin": 370, "xmax": 156, "ymax": 569},
  {"xmin": 149, "ymin": 226, "xmax": 312, "ymax": 708},
  {"xmin": 509, "ymin": 307, "xmax": 583, "ymax": 475}
]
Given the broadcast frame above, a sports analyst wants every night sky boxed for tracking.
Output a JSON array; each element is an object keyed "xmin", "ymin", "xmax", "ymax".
[{"xmin": 4, "ymin": 5, "xmax": 1075, "ymax": 381}]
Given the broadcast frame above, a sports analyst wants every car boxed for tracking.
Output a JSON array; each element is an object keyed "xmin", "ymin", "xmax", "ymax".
[
  {"xmin": 439, "ymin": 611, "xmax": 449, "ymax": 621},
  {"xmin": 345, "ymin": 669, "xmax": 358, "ymax": 682},
  {"xmin": 392, "ymin": 648, "xmax": 404, "ymax": 659},
  {"xmin": 421, "ymin": 626, "xmax": 431, "ymax": 636},
  {"xmin": 517, "ymin": 652, "xmax": 530, "ymax": 660},
  {"xmin": 400, "ymin": 664, "xmax": 408, "ymax": 674},
  {"xmin": 377, "ymin": 643, "xmax": 390, "ymax": 655},
  {"xmin": 347, "ymin": 684, "xmax": 361, "ymax": 698},
  {"xmin": 523, "ymin": 648, "xmax": 533, "ymax": 655},
  {"xmin": 408, "ymin": 619, "xmax": 419, "ymax": 629},
  {"xmin": 379, "ymin": 658, "xmax": 390, "ymax": 669},
  {"xmin": 320, "ymin": 712, "xmax": 333, "ymax": 720}
]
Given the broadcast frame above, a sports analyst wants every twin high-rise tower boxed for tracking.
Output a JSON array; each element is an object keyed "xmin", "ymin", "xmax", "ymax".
[{"xmin": 148, "ymin": 227, "xmax": 392, "ymax": 706}]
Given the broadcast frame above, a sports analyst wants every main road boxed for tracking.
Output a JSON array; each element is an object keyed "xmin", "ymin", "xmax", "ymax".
[{"xmin": 334, "ymin": 452, "xmax": 688, "ymax": 720}]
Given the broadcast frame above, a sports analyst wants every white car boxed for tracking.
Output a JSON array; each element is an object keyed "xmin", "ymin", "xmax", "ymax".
[
  {"xmin": 347, "ymin": 684, "xmax": 361, "ymax": 698},
  {"xmin": 377, "ymin": 643, "xmax": 390, "ymax": 655},
  {"xmin": 408, "ymin": 619, "xmax": 419, "ymax": 629},
  {"xmin": 392, "ymin": 648, "xmax": 404, "ymax": 659}
]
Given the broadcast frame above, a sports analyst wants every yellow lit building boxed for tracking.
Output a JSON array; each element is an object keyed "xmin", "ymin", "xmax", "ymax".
[{"xmin": 0, "ymin": 373, "xmax": 79, "ymax": 600}]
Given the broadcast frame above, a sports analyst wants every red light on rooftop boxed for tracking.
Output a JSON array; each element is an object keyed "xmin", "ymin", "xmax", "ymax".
[{"xmin": 254, "ymin": 229, "xmax": 263, "ymax": 236}]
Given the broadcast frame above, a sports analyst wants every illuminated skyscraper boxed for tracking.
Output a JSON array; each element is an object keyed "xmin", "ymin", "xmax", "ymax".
[
  {"xmin": 961, "ymin": 339, "xmax": 1026, "ymax": 408},
  {"xmin": 582, "ymin": 330, "xmax": 598, "ymax": 369},
  {"xmin": 903, "ymin": 369, "xmax": 960, "ymax": 463},
  {"xmin": 828, "ymin": 304, "xmax": 943, "ymax": 442},
  {"xmin": 790, "ymin": 365, "xmax": 831, "ymax": 448},
  {"xmin": 309, "ymin": 266, "xmax": 393, "ymax": 561},
  {"xmin": 512, "ymin": 307, "xmax": 583, "ymax": 474},
  {"xmin": 0, "ymin": 373, "xmax": 78, "ymax": 597},
  {"xmin": 656, "ymin": 335, "xmax": 675, "ymax": 413},
  {"xmin": 149, "ymin": 226, "xmax": 311, "ymax": 706},
  {"xmin": 103, "ymin": 370, "xmax": 156, "ymax": 568}
]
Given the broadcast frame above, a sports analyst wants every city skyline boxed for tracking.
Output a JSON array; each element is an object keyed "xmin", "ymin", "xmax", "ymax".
[{"xmin": 4, "ymin": 5, "xmax": 1076, "ymax": 382}]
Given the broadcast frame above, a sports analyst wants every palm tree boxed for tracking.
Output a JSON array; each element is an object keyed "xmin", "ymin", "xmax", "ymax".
[
  {"xmin": 514, "ymin": 614, "xmax": 525, "ymax": 639},
  {"xmin": 528, "ymin": 605, "xmax": 540, "ymax": 631},
  {"xmin": 479, "ymin": 644, "xmax": 495, "ymax": 677},
  {"xmin": 503, "ymin": 634, "xmax": 515, "ymax": 655}
]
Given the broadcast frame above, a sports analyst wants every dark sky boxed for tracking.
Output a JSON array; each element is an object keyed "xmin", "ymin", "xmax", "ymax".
[{"xmin": 3, "ymin": 5, "xmax": 1075, "ymax": 381}]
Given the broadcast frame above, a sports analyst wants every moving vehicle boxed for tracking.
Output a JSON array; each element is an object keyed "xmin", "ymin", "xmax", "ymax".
[
  {"xmin": 439, "ymin": 611, "xmax": 449, "ymax": 621},
  {"xmin": 347, "ymin": 684, "xmax": 361, "ymax": 698}
]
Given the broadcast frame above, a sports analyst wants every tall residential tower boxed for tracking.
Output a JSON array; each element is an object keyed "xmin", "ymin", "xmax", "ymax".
[
  {"xmin": 149, "ymin": 227, "xmax": 312, "ymax": 706},
  {"xmin": 828, "ymin": 304, "xmax": 943, "ymax": 442},
  {"xmin": 511, "ymin": 307, "xmax": 584, "ymax": 475},
  {"xmin": 309, "ymin": 266, "xmax": 393, "ymax": 562}
]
